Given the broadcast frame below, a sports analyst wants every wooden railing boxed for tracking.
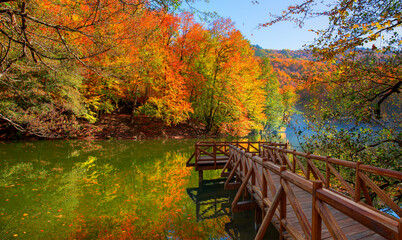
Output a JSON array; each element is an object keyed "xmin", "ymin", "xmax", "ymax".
[
  {"xmin": 224, "ymin": 144, "xmax": 401, "ymax": 240},
  {"xmin": 186, "ymin": 141, "xmax": 287, "ymax": 170},
  {"xmin": 261, "ymin": 144, "xmax": 402, "ymax": 218}
]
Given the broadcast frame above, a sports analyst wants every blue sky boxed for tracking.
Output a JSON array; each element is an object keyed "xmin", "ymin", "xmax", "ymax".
[{"xmin": 183, "ymin": 0, "xmax": 329, "ymax": 50}]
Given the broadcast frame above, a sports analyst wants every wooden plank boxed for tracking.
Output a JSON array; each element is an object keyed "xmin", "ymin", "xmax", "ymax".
[
  {"xmin": 281, "ymin": 179, "xmax": 312, "ymax": 239},
  {"xmin": 207, "ymin": 143, "xmax": 394, "ymax": 240},
  {"xmin": 225, "ymin": 182, "xmax": 241, "ymax": 190},
  {"xmin": 196, "ymin": 160, "xmax": 228, "ymax": 165},
  {"xmin": 196, "ymin": 164, "xmax": 226, "ymax": 171},
  {"xmin": 280, "ymin": 176, "xmax": 287, "ymax": 240},
  {"xmin": 316, "ymin": 200, "xmax": 347, "ymax": 240},
  {"xmin": 252, "ymin": 161, "xmax": 263, "ymax": 189},
  {"xmin": 293, "ymin": 154, "xmax": 308, "ymax": 177},
  {"xmin": 224, "ymin": 158, "xmax": 242, "ymax": 189},
  {"xmin": 231, "ymin": 168, "xmax": 253, "ymax": 212},
  {"xmin": 198, "ymin": 155, "xmax": 229, "ymax": 161},
  {"xmin": 255, "ymin": 187, "xmax": 284, "ymax": 240},
  {"xmin": 280, "ymin": 219, "xmax": 306, "ymax": 240},
  {"xmin": 186, "ymin": 151, "xmax": 195, "ymax": 167},
  {"xmin": 281, "ymin": 152, "xmax": 294, "ymax": 172},
  {"xmin": 361, "ymin": 179, "xmax": 373, "ymax": 206},
  {"xmin": 360, "ymin": 164, "xmax": 402, "ymax": 180},
  {"xmin": 263, "ymin": 168, "xmax": 277, "ymax": 197},
  {"xmin": 197, "ymin": 147, "xmax": 215, "ymax": 158},
  {"xmin": 316, "ymin": 188, "xmax": 398, "ymax": 240},
  {"xmin": 312, "ymin": 181, "xmax": 322, "ymax": 240},
  {"xmin": 220, "ymin": 153, "xmax": 233, "ymax": 177},
  {"xmin": 234, "ymin": 200, "xmax": 258, "ymax": 212},
  {"xmin": 327, "ymin": 163, "xmax": 355, "ymax": 198},
  {"xmin": 282, "ymin": 171, "xmax": 313, "ymax": 194},
  {"xmin": 306, "ymin": 158, "xmax": 326, "ymax": 184},
  {"xmin": 360, "ymin": 172, "xmax": 402, "ymax": 218}
]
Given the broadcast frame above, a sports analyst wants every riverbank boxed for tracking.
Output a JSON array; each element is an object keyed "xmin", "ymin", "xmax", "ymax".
[
  {"xmin": 0, "ymin": 113, "xmax": 212, "ymax": 141},
  {"xmin": 83, "ymin": 113, "xmax": 210, "ymax": 140}
]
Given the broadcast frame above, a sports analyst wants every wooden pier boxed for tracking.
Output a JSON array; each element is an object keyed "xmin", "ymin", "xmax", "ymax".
[{"xmin": 186, "ymin": 141, "xmax": 402, "ymax": 240}]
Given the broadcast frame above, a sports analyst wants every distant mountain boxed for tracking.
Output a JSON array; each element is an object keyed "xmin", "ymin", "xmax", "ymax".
[
  {"xmin": 251, "ymin": 45, "xmax": 318, "ymax": 88},
  {"xmin": 252, "ymin": 45, "xmax": 314, "ymax": 60}
]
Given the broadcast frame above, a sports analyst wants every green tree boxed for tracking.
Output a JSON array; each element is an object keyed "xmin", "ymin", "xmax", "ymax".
[
  {"xmin": 263, "ymin": 0, "xmax": 401, "ymax": 174},
  {"xmin": 259, "ymin": 57, "xmax": 284, "ymax": 130},
  {"xmin": 190, "ymin": 18, "xmax": 266, "ymax": 135},
  {"xmin": 263, "ymin": 0, "xmax": 401, "ymax": 122}
]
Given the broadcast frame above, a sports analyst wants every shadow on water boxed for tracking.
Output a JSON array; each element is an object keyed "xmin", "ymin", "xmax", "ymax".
[{"xmin": 187, "ymin": 179, "xmax": 279, "ymax": 240}]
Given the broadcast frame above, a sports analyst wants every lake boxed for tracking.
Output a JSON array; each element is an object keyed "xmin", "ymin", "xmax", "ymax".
[{"xmin": 0, "ymin": 139, "xmax": 278, "ymax": 239}]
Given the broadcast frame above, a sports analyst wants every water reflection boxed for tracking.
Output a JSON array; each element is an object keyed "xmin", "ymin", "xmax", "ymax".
[
  {"xmin": 187, "ymin": 179, "xmax": 236, "ymax": 221},
  {"xmin": 187, "ymin": 179, "xmax": 279, "ymax": 240},
  {"xmin": 1, "ymin": 139, "xmax": 281, "ymax": 239},
  {"xmin": 0, "ymin": 139, "xmax": 230, "ymax": 239}
]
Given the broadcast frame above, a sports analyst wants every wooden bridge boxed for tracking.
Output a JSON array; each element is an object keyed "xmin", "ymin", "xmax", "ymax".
[{"xmin": 186, "ymin": 141, "xmax": 402, "ymax": 240}]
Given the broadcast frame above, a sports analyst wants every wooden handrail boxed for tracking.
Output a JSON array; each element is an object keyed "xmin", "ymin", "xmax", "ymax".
[
  {"xmin": 263, "ymin": 145, "xmax": 402, "ymax": 179},
  {"xmin": 225, "ymin": 144, "xmax": 401, "ymax": 240},
  {"xmin": 261, "ymin": 144, "xmax": 401, "ymax": 216},
  {"xmin": 190, "ymin": 141, "xmax": 400, "ymax": 239},
  {"xmin": 194, "ymin": 141, "xmax": 274, "ymax": 169}
]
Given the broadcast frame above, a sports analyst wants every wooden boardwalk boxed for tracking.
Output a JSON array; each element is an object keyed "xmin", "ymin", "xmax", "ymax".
[
  {"xmin": 262, "ymin": 169, "xmax": 384, "ymax": 239},
  {"xmin": 187, "ymin": 142, "xmax": 402, "ymax": 240}
]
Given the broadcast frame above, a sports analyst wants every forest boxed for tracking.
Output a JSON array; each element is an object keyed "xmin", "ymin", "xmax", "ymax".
[
  {"xmin": 0, "ymin": 0, "xmax": 400, "ymax": 238},
  {"xmin": 0, "ymin": 0, "xmax": 297, "ymax": 139},
  {"xmin": 0, "ymin": 0, "xmax": 400, "ymax": 169}
]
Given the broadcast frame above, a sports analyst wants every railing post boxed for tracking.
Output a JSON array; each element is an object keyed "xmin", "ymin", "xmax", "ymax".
[
  {"xmin": 262, "ymin": 168, "xmax": 267, "ymax": 198},
  {"xmin": 252, "ymin": 163, "xmax": 256, "ymax": 186},
  {"xmin": 195, "ymin": 143, "xmax": 199, "ymax": 170},
  {"xmin": 267, "ymin": 148, "xmax": 271, "ymax": 162},
  {"xmin": 355, "ymin": 161, "xmax": 361, "ymax": 202},
  {"xmin": 312, "ymin": 181, "xmax": 323, "ymax": 240},
  {"xmin": 306, "ymin": 153, "xmax": 311, "ymax": 180},
  {"xmin": 255, "ymin": 207, "xmax": 263, "ymax": 231},
  {"xmin": 213, "ymin": 141, "xmax": 217, "ymax": 169},
  {"xmin": 243, "ymin": 155, "xmax": 248, "ymax": 177},
  {"xmin": 279, "ymin": 166, "xmax": 287, "ymax": 240},
  {"xmin": 199, "ymin": 170, "xmax": 203, "ymax": 186},
  {"xmin": 325, "ymin": 157, "xmax": 330, "ymax": 188},
  {"xmin": 398, "ymin": 218, "xmax": 401, "ymax": 240},
  {"xmin": 292, "ymin": 150, "xmax": 296, "ymax": 173}
]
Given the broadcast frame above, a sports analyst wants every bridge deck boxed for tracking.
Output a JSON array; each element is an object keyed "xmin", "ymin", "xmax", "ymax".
[
  {"xmin": 187, "ymin": 141, "xmax": 401, "ymax": 240},
  {"xmin": 263, "ymin": 167, "xmax": 384, "ymax": 240}
]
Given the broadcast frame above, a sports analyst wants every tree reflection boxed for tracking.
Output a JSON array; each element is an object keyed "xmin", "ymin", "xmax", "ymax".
[{"xmin": 1, "ymin": 140, "xmax": 233, "ymax": 239}]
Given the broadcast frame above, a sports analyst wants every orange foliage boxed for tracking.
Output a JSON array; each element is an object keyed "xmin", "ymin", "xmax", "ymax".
[{"xmin": 22, "ymin": 0, "xmax": 277, "ymax": 135}]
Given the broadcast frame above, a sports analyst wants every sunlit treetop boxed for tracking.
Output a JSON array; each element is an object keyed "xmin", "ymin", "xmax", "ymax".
[{"xmin": 261, "ymin": 0, "xmax": 402, "ymax": 59}]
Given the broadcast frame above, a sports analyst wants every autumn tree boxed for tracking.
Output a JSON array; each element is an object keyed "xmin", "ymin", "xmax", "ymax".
[
  {"xmin": 263, "ymin": 0, "xmax": 401, "ymax": 121},
  {"xmin": 189, "ymin": 18, "xmax": 266, "ymax": 135},
  {"xmin": 0, "ymin": 0, "xmax": 190, "ymax": 137},
  {"xmin": 263, "ymin": 0, "xmax": 401, "ymax": 173}
]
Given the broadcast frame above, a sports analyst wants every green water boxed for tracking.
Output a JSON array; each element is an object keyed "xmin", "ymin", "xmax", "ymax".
[{"xmin": 0, "ymin": 139, "xmax": 277, "ymax": 240}]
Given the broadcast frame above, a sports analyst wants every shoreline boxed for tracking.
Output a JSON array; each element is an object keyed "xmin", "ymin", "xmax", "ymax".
[{"xmin": 0, "ymin": 113, "xmax": 217, "ymax": 141}]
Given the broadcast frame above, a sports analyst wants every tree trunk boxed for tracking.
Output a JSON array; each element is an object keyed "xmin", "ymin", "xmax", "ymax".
[{"xmin": 130, "ymin": 87, "xmax": 139, "ymax": 125}]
